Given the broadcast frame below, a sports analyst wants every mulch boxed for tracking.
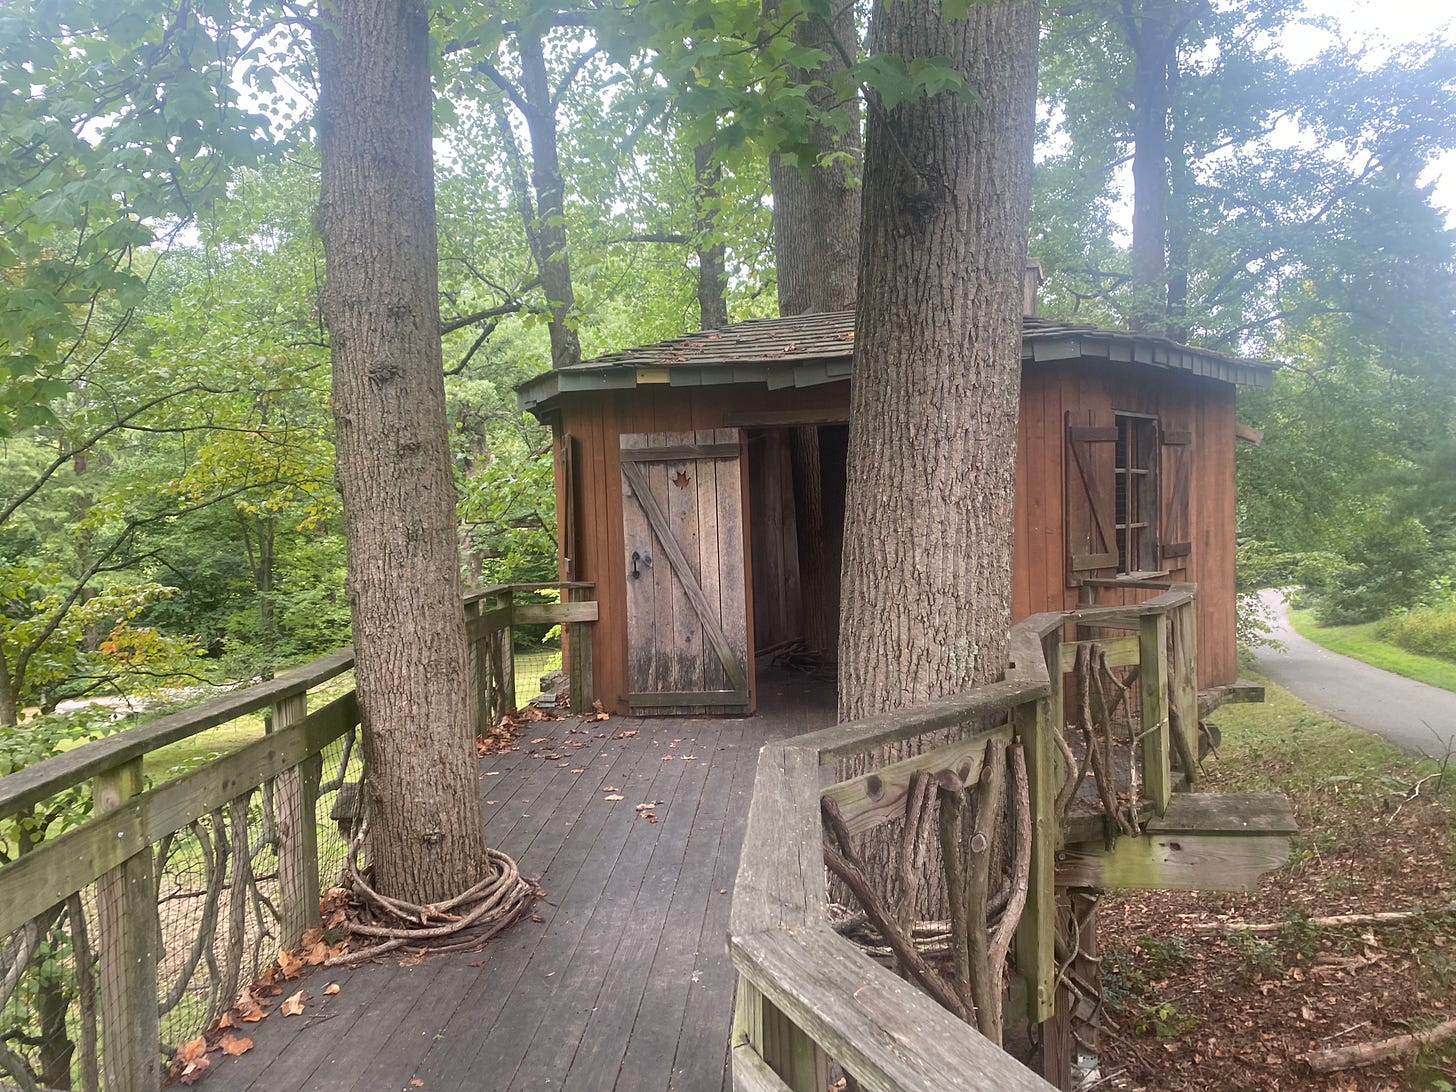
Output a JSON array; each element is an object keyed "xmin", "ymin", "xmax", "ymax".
[{"xmin": 1097, "ymin": 767, "xmax": 1456, "ymax": 1091}]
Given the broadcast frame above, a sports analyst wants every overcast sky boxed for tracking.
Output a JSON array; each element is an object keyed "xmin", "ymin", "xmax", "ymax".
[{"xmin": 1301, "ymin": 0, "xmax": 1456, "ymax": 218}]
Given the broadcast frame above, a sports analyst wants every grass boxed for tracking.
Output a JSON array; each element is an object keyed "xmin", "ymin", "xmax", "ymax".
[{"xmin": 1288, "ymin": 606, "xmax": 1456, "ymax": 694}]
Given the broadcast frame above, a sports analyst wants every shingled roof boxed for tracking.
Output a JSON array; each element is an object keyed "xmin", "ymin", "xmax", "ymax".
[{"xmin": 516, "ymin": 311, "xmax": 1276, "ymax": 413}]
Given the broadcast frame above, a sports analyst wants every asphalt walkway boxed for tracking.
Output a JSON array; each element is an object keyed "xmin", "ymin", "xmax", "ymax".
[{"xmin": 1251, "ymin": 589, "xmax": 1456, "ymax": 757}]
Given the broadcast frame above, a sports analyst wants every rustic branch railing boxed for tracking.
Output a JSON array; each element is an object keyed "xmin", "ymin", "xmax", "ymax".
[
  {"xmin": 729, "ymin": 584, "xmax": 1199, "ymax": 1091},
  {"xmin": 0, "ymin": 583, "xmax": 594, "ymax": 1092}
]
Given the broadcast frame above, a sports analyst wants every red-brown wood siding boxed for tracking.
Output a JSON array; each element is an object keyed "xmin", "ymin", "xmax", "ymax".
[{"xmin": 555, "ymin": 367, "xmax": 1238, "ymax": 713}]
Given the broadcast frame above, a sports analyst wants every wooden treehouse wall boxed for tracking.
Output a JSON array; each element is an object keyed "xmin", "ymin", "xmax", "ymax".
[{"xmin": 554, "ymin": 367, "xmax": 1237, "ymax": 714}]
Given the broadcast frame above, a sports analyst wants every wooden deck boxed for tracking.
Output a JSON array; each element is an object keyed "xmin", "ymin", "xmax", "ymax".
[{"xmin": 210, "ymin": 673, "xmax": 835, "ymax": 1092}]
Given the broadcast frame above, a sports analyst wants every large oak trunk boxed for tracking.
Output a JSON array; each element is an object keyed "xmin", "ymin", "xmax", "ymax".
[
  {"xmin": 839, "ymin": 0, "xmax": 1040, "ymax": 720},
  {"xmin": 315, "ymin": 0, "xmax": 488, "ymax": 904}
]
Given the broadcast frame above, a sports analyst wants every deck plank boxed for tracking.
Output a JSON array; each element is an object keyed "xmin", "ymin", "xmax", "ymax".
[{"xmin": 209, "ymin": 682, "xmax": 835, "ymax": 1092}]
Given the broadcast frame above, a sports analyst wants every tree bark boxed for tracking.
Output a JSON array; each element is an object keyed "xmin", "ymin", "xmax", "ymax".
[
  {"xmin": 1124, "ymin": 2, "xmax": 1171, "ymax": 333},
  {"xmin": 839, "ymin": 0, "xmax": 1041, "ymax": 719},
  {"xmin": 769, "ymin": 2, "xmax": 863, "ymax": 315},
  {"xmin": 694, "ymin": 140, "xmax": 730, "ymax": 330},
  {"xmin": 516, "ymin": 31, "xmax": 583, "ymax": 369},
  {"xmin": 315, "ymin": 0, "xmax": 489, "ymax": 904}
]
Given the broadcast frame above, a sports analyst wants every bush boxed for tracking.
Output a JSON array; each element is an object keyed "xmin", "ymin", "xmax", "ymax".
[
  {"xmin": 1374, "ymin": 599, "xmax": 1456, "ymax": 663},
  {"xmin": 1304, "ymin": 518, "xmax": 1439, "ymax": 625}
]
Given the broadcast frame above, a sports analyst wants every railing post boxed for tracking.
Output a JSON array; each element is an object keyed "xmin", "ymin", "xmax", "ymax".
[
  {"xmin": 567, "ymin": 585, "xmax": 594, "ymax": 713},
  {"xmin": 274, "ymin": 692, "xmax": 321, "ymax": 946},
  {"xmin": 733, "ymin": 979, "xmax": 827, "ymax": 1092},
  {"xmin": 1139, "ymin": 612, "xmax": 1171, "ymax": 814},
  {"xmin": 496, "ymin": 589, "xmax": 516, "ymax": 717},
  {"xmin": 464, "ymin": 598, "xmax": 490, "ymax": 734},
  {"xmin": 93, "ymin": 757, "xmax": 160, "ymax": 1092},
  {"xmin": 1171, "ymin": 601, "xmax": 1200, "ymax": 785},
  {"xmin": 1015, "ymin": 662, "xmax": 1058, "ymax": 1023}
]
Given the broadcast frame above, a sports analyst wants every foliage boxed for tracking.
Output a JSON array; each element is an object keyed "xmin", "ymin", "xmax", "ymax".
[
  {"xmin": 1288, "ymin": 608, "xmax": 1456, "ymax": 694},
  {"xmin": 1302, "ymin": 517, "xmax": 1440, "ymax": 625},
  {"xmin": 1376, "ymin": 600, "xmax": 1456, "ymax": 665}
]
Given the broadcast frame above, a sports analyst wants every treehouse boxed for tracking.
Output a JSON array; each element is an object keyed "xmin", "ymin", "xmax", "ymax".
[
  {"xmin": 516, "ymin": 288, "xmax": 1274, "ymax": 718},
  {"xmin": 512, "ymin": 298, "xmax": 1297, "ymax": 1090}
]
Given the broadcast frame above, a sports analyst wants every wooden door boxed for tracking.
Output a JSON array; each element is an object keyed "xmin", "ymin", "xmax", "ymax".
[{"xmin": 620, "ymin": 429, "xmax": 751, "ymax": 714}]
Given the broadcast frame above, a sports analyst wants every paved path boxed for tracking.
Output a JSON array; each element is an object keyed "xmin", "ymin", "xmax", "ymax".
[{"xmin": 1250, "ymin": 589, "xmax": 1456, "ymax": 756}]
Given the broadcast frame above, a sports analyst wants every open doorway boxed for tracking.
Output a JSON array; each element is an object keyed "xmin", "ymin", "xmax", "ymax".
[{"xmin": 746, "ymin": 425, "xmax": 848, "ymax": 714}]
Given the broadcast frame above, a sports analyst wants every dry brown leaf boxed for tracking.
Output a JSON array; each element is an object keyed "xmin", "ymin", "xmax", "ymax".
[
  {"xmin": 172, "ymin": 1037, "xmax": 210, "ymax": 1085},
  {"xmin": 615, "ymin": 730, "xmax": 637, "ymax": 739},
  {"xmin": 281, "ymin": 989, "xmax": 308, "ymax": 1017},
  {"xmin": 219, "ymin": 1033, "xmax": 254, "ymax": 1057},
  {"xmin": 277, "ymin": 948, "xmax": 304, "ymax": 979},
  {"xmin": 324, "ymin": 982, "xmax": 341, "ymax": 996},
  {"xmin": 410, "ymin": 1080, "xmax": 425, "ymax": 1088},
  {"xmin": 604, "ymin": 793, "xmax": 624, "ymax": 801},
  {"xmin": 571, "ymin": 767, "xmax": 585, "ymax": 774}
]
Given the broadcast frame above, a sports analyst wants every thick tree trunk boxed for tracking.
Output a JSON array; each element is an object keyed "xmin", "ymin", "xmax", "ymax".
[
  {"xmin": 315, "ymin": 0, "xmax": 489, "ymax": 904},
  {"xmin": 839, "ymin": 0, "xmax": 1040, "ymax": 719}
]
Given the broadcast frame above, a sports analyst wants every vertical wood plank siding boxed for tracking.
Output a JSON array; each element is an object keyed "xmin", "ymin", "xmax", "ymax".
[{"xmin": 558, "ymin": 368, "xmax": 1238, "ymax": 714}]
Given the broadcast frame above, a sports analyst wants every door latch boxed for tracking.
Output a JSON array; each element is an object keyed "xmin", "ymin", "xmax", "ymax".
[{"xmin": 630, "ymin": 550, "xmax": 652, "ymax": 579}]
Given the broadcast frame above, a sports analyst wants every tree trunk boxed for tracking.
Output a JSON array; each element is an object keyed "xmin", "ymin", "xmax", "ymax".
[
  {"xmin": 769, "ymin": 2, "xmax": 863, "ymax": 315},
  {"xmin": 839, "ymin": 0, "xmax": 1040, "ymax": 719},
  {"xmin": 517, "ymin": 32, "xmax": 583, "ymax": 369},
  {"xmin": 694, "ymin": 141, "xmax": 730, "ymax": 330},
  {"xmin": 1123, "ymin": 2, "xmax": 1178, "ymax": 334},
  {"xmin": 315, "ymin": 0, "xmax": 489, "ymax": 904}
]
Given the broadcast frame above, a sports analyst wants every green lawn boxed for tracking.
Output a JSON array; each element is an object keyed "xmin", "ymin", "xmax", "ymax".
[{"xmin": 1287, "ymin": 607, "xmax": 1456, "ymax": 695}]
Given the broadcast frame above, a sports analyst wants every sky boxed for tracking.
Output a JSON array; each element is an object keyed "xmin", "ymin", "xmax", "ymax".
[{"xmin": 1298, "ymin": 0, "xmax": 1456, "ymax": 218}]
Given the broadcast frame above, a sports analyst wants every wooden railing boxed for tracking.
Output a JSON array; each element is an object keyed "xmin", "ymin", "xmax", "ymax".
[
  {"xmin": 729, "ymin": 584, "xmax": 1200, "ymax": 1091},
  {"xmin": 0, "ymin": 583, "xmax": 594, "ymax": 1092}
]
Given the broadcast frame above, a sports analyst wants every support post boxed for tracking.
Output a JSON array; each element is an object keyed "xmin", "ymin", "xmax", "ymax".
[
  {"xmin": 567, "ymin": 585, "xmax": 594, "ymax": 713},
  {"xmin": 1015, "ymin": 689, "xmax": 1056, "ymax": 1024},
  {"xmin": 274, "ymin": 691, "xmax": 321, "ymax": 946},
  {"xmin": 1171, "ymin": 601, "xmax": 1199, "ymax": 785},
  {"xmin": 1139, "ymin": 612, "xmax": 1171, "ymax": 814},
  {"xmin": 496, "ymin": 589, "xmax": 516, "ymax": 717},
  {"xmin": 464, "ymin": 598, "xmax": 490, "ymax": 734},
  {"xmin": 94, "ymin": 758, "xmax": 160, "ymax": 1092},
  {"xmin": 732, "ymin": 978, "xmax": 828, "ymax": 1092}
]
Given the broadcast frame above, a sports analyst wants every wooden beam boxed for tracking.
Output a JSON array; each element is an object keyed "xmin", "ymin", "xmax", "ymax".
[
  {"xmin": 1056, "ymin": 831, "xmax": 1292, "ymax": 892},
  {"xmin": 1234, "ymin": 422, "xmax": 1264, "ymax": 446},
  {"xmin": 94, "ymin": 758, "xmax": 161, "ymax": 1092},
  {"xmin": 1057, "ymin": 634, "xmax": 1140, "ymax": 673},
  {"xmin": 1015, "ymin": 694, "xmax": 1057, "ymax": 1024},
  {"xmin": 1198, "ymin": 682, "xmax": 1266, "ymax": 717},
  {"xmin": 821, "ymin": 727, "xmax": 1010, "ymax": 837},
  {"xmin": 1139, "ymin": 613, "xmax": 1171, "ymax": 814},
  {"xmin": 721, "ymin": 408, "xmax": 851, "ymax": 429},
  {"xmin": 511, "ymin": 601, "xmax": 599, "ymax": 624}
]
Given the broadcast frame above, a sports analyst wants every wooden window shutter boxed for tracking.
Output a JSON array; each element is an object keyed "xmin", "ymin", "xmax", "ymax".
[
  {"xmin": 1159, "ymin": 427, "xmax": 1192, "ymax": 566},
  {"xmin": 1065, "ymin": 413, "xmax": 1119, "ymax": 583}
]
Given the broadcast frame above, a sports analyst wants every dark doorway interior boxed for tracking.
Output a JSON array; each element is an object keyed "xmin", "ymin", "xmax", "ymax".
[{"xmin": 746, "ymin": 425, "xmax": 848, "ymax": 713}]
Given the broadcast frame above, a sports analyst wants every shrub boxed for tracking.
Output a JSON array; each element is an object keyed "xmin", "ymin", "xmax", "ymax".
[{"xmin": 1375, "ymin": 599, "xmax": 1456, "ymax": 663}]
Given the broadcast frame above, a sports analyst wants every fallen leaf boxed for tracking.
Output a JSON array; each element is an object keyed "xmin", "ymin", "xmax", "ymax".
[
  {"xmin": 635, "ymin": 801, "xmax": 662, "ymax": 812},
  {"xmin": 281, "ymin": 990, "xmax": 308, "ymax": 1017},
  {"xmin": 604, "ymin": 793, "xmax": 624, "ymax": 801},
  {"xmin": 411, "ymin": 1080, "xmax": 425, "ymax": 1087},
  {"xmin": 219, "ymin": 1034, "xmax": 254, "ymax": 1057},
  {"xmin": 602, "ymin": 786, "xmax": 621, "ymax": 793},
  {"xmin": 324, "ymin": 982, "xmax": 341, "ymax": 996},
  {"xmin": 277, "ymin": 948, "xmax": 304, "ymax": 979},
  {"xmin": 660, "ymin": 755, "xmax": 675, "ymax": 761},
  {"xmin": 615, "ymin": 729, "xmax": 638, "ymax": 739},
  {"xmin": 571, "ymin": 768, "xmax": 585, "ymax": 774},
  {"xmin": 682, "ymin": 754, "xmax": 697, "ymax": 760},
  {"xmin": 531, "ymin": 736, "xmax": 551, "ymax": 744}
]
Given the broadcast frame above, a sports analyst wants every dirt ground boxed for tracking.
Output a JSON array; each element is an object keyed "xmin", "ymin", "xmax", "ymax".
[{"xmin": 1097, "ymin": 689, "xmax": 1456, "ymax": 1091}]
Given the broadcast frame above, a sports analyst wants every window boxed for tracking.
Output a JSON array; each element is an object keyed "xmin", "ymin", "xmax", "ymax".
[{"xmin": 1114, "ymin": 415, "xmax": 1158, "ymax": 574}]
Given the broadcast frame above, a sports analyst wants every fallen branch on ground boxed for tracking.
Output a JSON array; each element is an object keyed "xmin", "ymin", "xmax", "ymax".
[
  {"xmin": 1190, "ymin": 904, "xmax": 1455, "ymax": 936},
  {"xmin": 1305, "ymin": 1015, "xmax": 1456, "ymax": 1073}
]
